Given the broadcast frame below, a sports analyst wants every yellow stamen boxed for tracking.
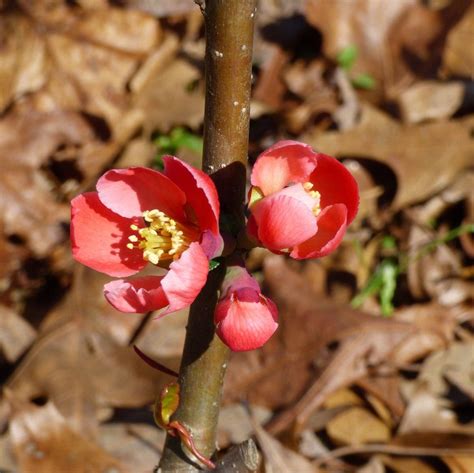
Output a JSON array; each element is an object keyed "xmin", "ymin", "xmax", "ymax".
[
  {"xmin": 127, "ymin": 209, "xmax": 198, "ymax": 266},
  {"xmin": 303, "ymin": 181, "xmax": 322, "ymax": 216}
]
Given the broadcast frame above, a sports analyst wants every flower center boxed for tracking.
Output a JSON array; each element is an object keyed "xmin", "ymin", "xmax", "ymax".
[
  {"xmin": 303, "ymin": 182, "xmax": 321, "ymax": 216},
  {"xmin": 127, "ymin": 209, "xmax": 198, "ymax": 265}
]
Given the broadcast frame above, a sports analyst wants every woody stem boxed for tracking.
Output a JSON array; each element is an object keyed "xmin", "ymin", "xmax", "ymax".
[{"xmin": 158, "ymin": 1, "xmax": 256, "ymax": 471}]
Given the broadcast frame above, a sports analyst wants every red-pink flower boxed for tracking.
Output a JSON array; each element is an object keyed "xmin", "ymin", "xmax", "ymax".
[
  {"xmin": 71, "ymin": 157, "xmax": 223, "ymax": 314},
  {"xmin": 247, "ymin": 140, "xmax": 359, "ymax": 259},
  {"xmin": 214, "ymin": 266, "xmax": 278, "ymax": 352}
]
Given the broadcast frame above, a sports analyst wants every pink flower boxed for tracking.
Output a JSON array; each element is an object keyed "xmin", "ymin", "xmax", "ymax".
[
  {"xmin": 214, "ymin": 266, "xmax": 278, "ymax": 351},
  {"xmin": 71, "ymin": 157, "xmax": 223, "ymax": 314},
  {"xmin": 247, "ymin": 140, "xmax": 359, "ymax": 259}
]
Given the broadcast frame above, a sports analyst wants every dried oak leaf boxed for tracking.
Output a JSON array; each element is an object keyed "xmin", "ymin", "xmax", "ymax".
[
  {"xmin": 6, "ymin": 396, "xmax": 128, "ymax": 473},
  {"xmin": 302, "ymin": 104, "xmax": 474, "ymax": 210},
  {"xmin": 3, "ymin": 267, "xmax": 168, "ymax": 437},
  {"xmin": 237, "ymin": 257, "xmax": 459, "ymax": 436}
]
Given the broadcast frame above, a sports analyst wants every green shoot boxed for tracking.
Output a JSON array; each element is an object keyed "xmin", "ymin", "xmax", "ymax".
[{"xmin": 337, "ymin": 45, "xmax": 358, "ymax": 70}]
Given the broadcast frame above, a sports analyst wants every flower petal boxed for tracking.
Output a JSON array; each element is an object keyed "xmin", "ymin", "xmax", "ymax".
[
  {"xmin": 104, "ymin": 276, "xmax": 168, "ymax": 313},
  {"xmin": 71, "ymin": 193, "xmax": 146, "ymax": 277},
  {"xmin": 310, "ymin": 154, "xmax": 359, "ymax": 224},
  {"xmin": 200, "ymin": 230, "xmax": 224, "ymax": 260},
  {"xmin": 163, "ymin": 156, "xmax": 220, "ymax": 235},
  {"xmin": 215, "ymin": 288, "xmax": 278, "ymax": 352},
  {"xmin": 159, "ymin": 241, "xmax": 209, "ymax": 316},
  {"xmin": 290, "ymin": 204, "xmax": 347, "ymax": 259},
  {"xmin": 97, "ymin": 167, "xmax": 186, "ymax": 220},
  {"xmin": 251, "ymin": 194, "xmax": 317, "ymax": 251},
  {"xmin": 220, "ymin": 266, "xmax": 261, "ymax": 296},
  {"xmin": 251, "ymin": 141, "xmax": 318, "ymax": 195}
]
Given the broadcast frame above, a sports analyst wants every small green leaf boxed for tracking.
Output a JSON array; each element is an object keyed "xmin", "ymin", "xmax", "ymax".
[
  {"xmin": 170, "ymin": 127, "xmax": 203, "ymax": 154},
  {"xmin": 249, "ymin": 186, "xmax": 264, "ymax": 206},
  {"xmin": 153, "ymin": 155, "xmax": 165, "ymax": 171},
  {"xmin": 352, "ymin": 73, "xmax": 376, "ymax": 90},
  {"xmin": 379, "ymin": 260, "xmax": 398, "ymax": 317},
  {"xmin": 209, "ymin": 259, "xmax": 221, "ymax": 271},
  {"xmin": 154, "ymin": 382, "xmax": 180, "ymax": 428},
  {"xmin": 337, "ymin": 45, "xmax": 358, "ymax": 70},
  {"xmin": 351, "ymin": 269, "xmax": 384, "ymax": 309},
  {"xmin": 382, "ymin": 235, "xmax": 396, "ymax": 250}
]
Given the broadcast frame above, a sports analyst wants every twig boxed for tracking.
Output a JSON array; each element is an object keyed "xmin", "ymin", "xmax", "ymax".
[
  {"xmin": 313, "ymin": 443, "xmax": 474, "ymax": 468},
  {"xmin": 214, "ymin": 440, "xmax": 260, "ymax": 473}
]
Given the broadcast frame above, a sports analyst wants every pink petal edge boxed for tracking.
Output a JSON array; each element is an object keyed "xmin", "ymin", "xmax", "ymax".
[
  {"xmin": 290, "ymin": 203, "xmax": 348, "ymax": 259},
  {"xmin": 163, "ymin": 156, "xmax": 220, "ymax": 236},
  {"xmin": 251, "ymin": 140, "xmax": 318, "ymax": 195},
  {"xmin": 215, "ymin": 288, "xmax": 278, "ymax": 352},
  {"xmin": 251, "ymin": 194, "xmax": 318, "ymax": 251},
  {"xmin": 159, "ymin": 241, "xmax": 209, "ymax": 317},
  {"xmin": 104, "ymin": 276, "xmax": 168, "ymax": 313},
  {"xmin": 97, "ymin": 167, "xmax": 186, "ymax": 220}
]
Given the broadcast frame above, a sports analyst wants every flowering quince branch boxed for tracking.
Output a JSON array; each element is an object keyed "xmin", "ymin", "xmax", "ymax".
[{"xmin": 69, "ymin": 1, "xmax": 359, "ymax": 470}]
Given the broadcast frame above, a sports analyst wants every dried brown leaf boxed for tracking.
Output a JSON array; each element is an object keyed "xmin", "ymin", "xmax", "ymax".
[
  {"xmin": 99, "ymin": 423, "xmax": 165, "ymax": 472},
  {"xmin": 443, "ymin": 4, "xmax": 474, "ymax": 78},
  {"xmin": 305, "ymin": 0, "xmax": 425, "ymax": 98},
  {"xmin": 3, "ymin": 267, "xmax": 166, "ymax": 436},
  {"xmin": 303, "ymin": 105, "xmax": 474, "ymax": 209},
  {"xmin": 7, "ymin": 397, "xmax": 128, "ymax": 473},
  {"xmin": 0, "ymin": 15, "xmax": 46, "ymax": 113},
  {"xmin": 250, "ymin": 411, "xmax": 316, "ymax": 473},
  {"xmin": 134, "ymin": 58, "xmax": 204, "ymax": 133},
  {"xmin": 397, "ymin": 81, "xmax": 464, "ymax": 124},
  {"xmin": 0, "ymin": 305, "xmax": 36, "ymax": 363},
  {"xmin": 327, "ymin": 407, "xmax": 391, "ymax": 446},
  {"xmin": 443, "ymin": 455, "xmax": 474, "ymax": 473}
]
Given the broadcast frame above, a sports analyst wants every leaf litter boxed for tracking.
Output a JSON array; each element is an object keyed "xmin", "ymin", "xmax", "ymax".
[{"xmin": 0, "ymin": 1, "xmax": 473, "ymax": 471}]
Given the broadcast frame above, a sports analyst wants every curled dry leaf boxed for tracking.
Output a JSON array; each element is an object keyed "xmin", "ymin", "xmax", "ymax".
[
  {"xmin": 6, "ymin": 396, "xmax": 128, "ymax": 473},
  {"xmin": 397, "ymin": 81, "xmax": 464, "ymax": 124},
  {"xmin": 303, "ymin": 105, "xmax": 474, "ymax": 209},
  {"xmin": 406, "ymin": 223, "xmax": 470, "ymax": 306},
  {"xmin": 248, "ymin": 409, "xmax": 316, "ymax": 473},
  {"xmin": 398, "ymin": 342, "xmax": 474, "ymax": 437}
]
